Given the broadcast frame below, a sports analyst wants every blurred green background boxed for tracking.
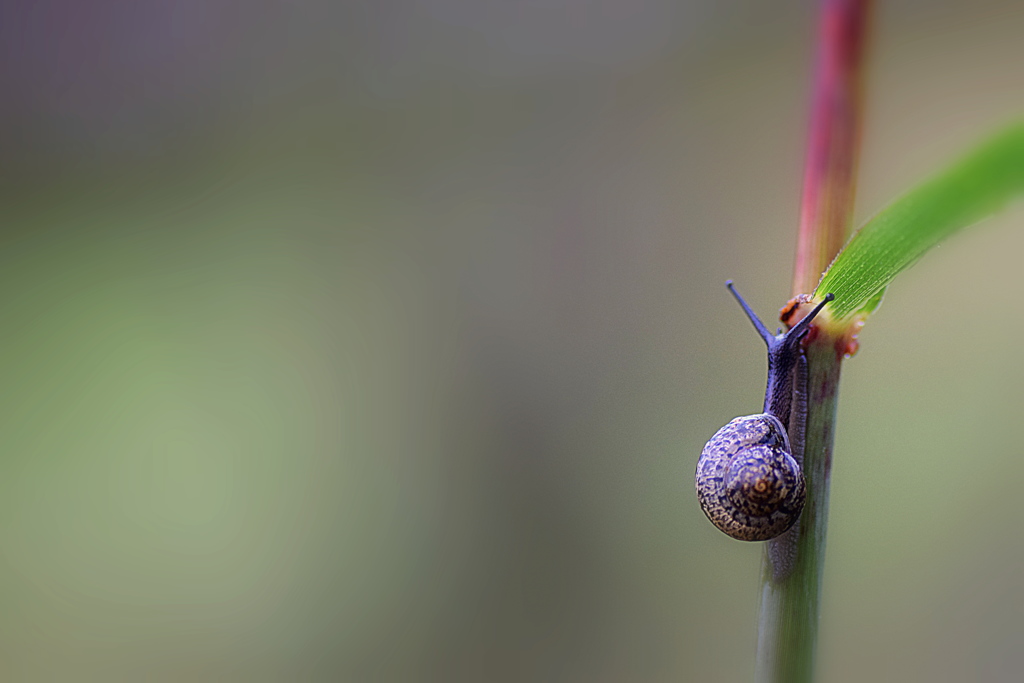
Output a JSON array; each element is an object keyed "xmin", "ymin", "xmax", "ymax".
[{"xmin": 1, "ymin": 1, "xmax": 1023, "ymax": 681}]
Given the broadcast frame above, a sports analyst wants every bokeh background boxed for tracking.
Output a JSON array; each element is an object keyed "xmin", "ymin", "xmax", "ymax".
[{"xmin": 1, "ymin": 0, "xmax": 1023, "ymax": 681}]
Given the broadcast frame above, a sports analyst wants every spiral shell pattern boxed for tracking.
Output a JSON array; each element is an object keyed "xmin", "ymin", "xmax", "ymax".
[{"xmin": 695, "ymin": 414, "xmax": 805, "ymax": 541}]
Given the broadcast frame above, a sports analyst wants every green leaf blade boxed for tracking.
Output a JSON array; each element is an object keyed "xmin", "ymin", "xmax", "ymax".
[{"xmin": 815, "ymin": 123, "xmax": 1024, "ymax": 320}]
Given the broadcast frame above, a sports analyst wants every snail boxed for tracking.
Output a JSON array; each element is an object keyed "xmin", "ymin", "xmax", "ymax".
[{"xmin": 695, "ymin": 282, "xmax": 834, "ymax": 541}]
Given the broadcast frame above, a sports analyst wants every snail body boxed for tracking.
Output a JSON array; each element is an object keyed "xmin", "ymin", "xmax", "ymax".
[{"xmin": 695, "ymin": 283, "xmax": 833, "ymax": 541}]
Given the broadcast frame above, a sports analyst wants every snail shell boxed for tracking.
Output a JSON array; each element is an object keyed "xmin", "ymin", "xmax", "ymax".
[{"xmin": 695, "ymin": 414, "xmax": 805, "ymax": 541}]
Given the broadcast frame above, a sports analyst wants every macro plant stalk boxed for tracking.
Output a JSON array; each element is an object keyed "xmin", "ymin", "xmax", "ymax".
[{"xmin": 755, "ymin": 1, "xmax": 871, "ymax": 681}]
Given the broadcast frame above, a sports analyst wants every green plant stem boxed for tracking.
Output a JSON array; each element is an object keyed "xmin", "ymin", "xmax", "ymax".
[
  {"xmin": 755, "ymin": 333, "xmax": 843, "ymax": 683},
  {"xmin": 756, "ymin": 0, "xmax": 869, "ymax": 680}
]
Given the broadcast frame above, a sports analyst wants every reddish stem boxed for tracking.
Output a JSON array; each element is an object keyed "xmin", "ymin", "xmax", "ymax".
[
  {"xmin": 757, "ymin": 4, "xmax": 872, "ymax": 681},
  {"xmin": 792, "ymin": 0, "xmax": 871, "ymax": 296}
]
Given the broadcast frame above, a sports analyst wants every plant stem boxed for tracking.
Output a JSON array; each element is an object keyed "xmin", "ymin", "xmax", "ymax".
[
  {"xmin": 755, "ymin": 333, "xmax": 844, "ymax": 682},
  {"xmin": 756, "ymin": 1, "xmax": 870, "ymax": 681},
  {"xmin": 792, "ymin": 0, "xmax": 871, "ymax": 296}
]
